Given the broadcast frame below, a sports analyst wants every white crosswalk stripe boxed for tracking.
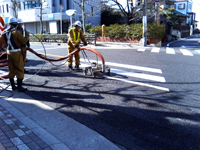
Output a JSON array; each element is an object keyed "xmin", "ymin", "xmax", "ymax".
[
  {"xmin": 166, "ymin": 47, "xmax": 176, "ymax": 54},
  {"xmin": 111, "ymin": 68, "xmax": 166, "ymax": 82},
  {"xmin": 194, "ymin": 50, "xmax": 200, "ymax": 54},
  {"xmin": 151, "ymin": 48, "xmax": 160, "ymax": 53},
  {"xmin": 137, "ymin": 48, "xmax": 146, "ymax": 52},
  {"xmin": 80, "ymin": 61, "xmax": 169, "ymax": 91},
  {"xmin": 179, "ymin": 49, "xmax": 193, "ymax": 56},
  {"xmin": 135, "ymin": 47, "xmax": 200, "ymax": 56}
]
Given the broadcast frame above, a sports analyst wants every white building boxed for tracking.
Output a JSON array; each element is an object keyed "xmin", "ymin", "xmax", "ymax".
[{"xmin": 0, "ymin": 0, "xmax": 101, "ymax": 34}]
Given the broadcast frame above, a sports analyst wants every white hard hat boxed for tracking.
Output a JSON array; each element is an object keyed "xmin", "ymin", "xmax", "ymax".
[
  {"xmin": 74, "ymin": 21, "xmax": 81, "ymax": 27},
  {"xmin": 9, "ymin": 17, "xmax": 17, "ymax": 24},
  {"xmin": 17, "ymin": 18, "xmax": 23, "ymax": 24}
]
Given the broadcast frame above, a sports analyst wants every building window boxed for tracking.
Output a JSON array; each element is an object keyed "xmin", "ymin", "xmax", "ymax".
[
  {"xmin": 91, "ymin": 7, "xmax": 93, "ymax": 16},
  {"xmin": 174, "ymin": 4, "xmax": 176, "ymax": 9},
  {"xmin": 52, "ymin": 0, "xmax": 55, "ymax": 6},
  {"xmin": 2, "ymin": 5, "xmax": 4, "ymax": 13},
  {"xmin": 6, "ymin": 4, "xmax": 9, "ymax": 13},
  {"xmin": 67, "ymin": 0, "xmax": 69, "ymax": 9},
  {"xmin": 18, "ymin": 3, "xmax": 21, "ymax": 10},
  {"xmin": 189, "ymin": 4, "xmax": 192, "ymax": 10},
  {"xmin": 24, "ymin": 1, "xmax": 40, "ymax": 10},
  {"xmin": 178, "ymin": 3, "xmax": 185, "ymax": 10}
]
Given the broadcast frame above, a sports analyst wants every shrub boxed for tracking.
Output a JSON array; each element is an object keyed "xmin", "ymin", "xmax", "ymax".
[
  {"xmin": 130, "ymin": 23, "xmax": 143, "ymax": 39},
  {"xmin": 89, "ymin": 25, "xmax": 102, "ymax": 36},
  {"xmin": 89, "ymin": 23, "xmax": 165, "ymax": 40},
  {"xmin": 147, "ymin": 23, "xmax": 165, "ymax": 39},
  {"xmin": 36, "ymin": 34, "xmax": 45, "ymax": 42}
]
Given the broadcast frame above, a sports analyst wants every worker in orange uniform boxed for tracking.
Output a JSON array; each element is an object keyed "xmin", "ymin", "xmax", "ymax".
[
  {"xmin": 17, "ymin": 18, "xmax": 30, "ymax": 73},
  {"xmin": 0, "ymin": 17, "xmax": 29, "ymax": 92},
  {"xmin": 67, "ymin": 21, "xmax": 87, "ymax": 69}
]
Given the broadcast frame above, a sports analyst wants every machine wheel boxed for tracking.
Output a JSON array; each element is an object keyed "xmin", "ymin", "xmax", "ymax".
[
  {"xmin": 107, "ymin": 68, "xmax": 110, "ymax": 75},
  {"xmin": 83, "ymin": 69, "xmax": 88, "ymax": 75},
  {"xmin": 92, "ymin": 71, "xmax": 96, "ymax": 78}
]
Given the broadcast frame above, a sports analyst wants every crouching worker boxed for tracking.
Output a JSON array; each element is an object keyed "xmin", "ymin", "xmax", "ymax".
[
  {"xmin": 67, "ymin": 21, "xmax": 87, "ymax": 70},
  {"xmin": 0, "ymin": 17, "xmax": 29, "ymax": 92}
]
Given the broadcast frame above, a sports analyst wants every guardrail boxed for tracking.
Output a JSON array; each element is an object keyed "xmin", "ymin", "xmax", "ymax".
[{"xmin": 29, "ymin": 33, "xmax": 96, "ymax": 46}]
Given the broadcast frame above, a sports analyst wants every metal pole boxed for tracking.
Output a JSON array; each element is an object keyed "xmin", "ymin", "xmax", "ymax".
[
  {"xmin": 60, "ymin": 11, "xmax": 62, "ymax": 34},
  {"xmin": 70, "ymin": 16, "xmax": 72, "ymax": 28},
  {"xmin": 59, "ymin": 5, "xmax": 63, "ymax": 34},
  {"xmin": 82, "ymin": 0, "xmax": 85, "ymax": 33},
  {"xmin": 155, "ymin": 2, "xmax": 158, "ymax": 24},
  {"xmin": 143, "ymin": 0, "xmax": 147, "ymax": 46},
  {"xmin": 158, "ymin": 2, "xmax": 161, "ymax": 25},
  {"xmin": 40, "ymin": 3, "xmax": 43, "ymax": 34}
]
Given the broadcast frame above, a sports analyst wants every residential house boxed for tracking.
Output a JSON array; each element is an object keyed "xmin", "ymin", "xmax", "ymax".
[
  {"xmin": 0, "ymin": 0, "xmax": 101, "ymax": 34},
  {"xmin": 174, "ymin": 0, "xmax": 195, "ymax": 34}
]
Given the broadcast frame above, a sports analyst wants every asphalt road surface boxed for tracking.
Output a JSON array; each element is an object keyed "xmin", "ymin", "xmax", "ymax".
[{"xmin": 4, "ymin": 36, "xmax": 200, "ymax": 150}]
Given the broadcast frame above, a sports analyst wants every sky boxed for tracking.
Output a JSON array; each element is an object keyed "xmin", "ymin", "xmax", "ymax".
[{"xmin": 192, "ymin": 0, "xmax": 200, "ymax": 27}]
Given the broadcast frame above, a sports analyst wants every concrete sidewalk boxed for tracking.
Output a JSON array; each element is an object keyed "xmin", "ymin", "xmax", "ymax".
[{"xmin": 0, "ymin": 82, "xmax": 120, "ymax": 150}]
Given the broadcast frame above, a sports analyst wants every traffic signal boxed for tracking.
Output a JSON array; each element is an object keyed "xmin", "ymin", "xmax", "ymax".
[{"xmin": 131, "ymin": 0, "xmax": 133, "ymax": 7}]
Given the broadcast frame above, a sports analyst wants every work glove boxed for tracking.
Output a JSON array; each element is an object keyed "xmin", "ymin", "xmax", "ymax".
[
  {"xmin": 74, "ymin": 44, "xmax": 78, "ymax": 48},
  {"xmin": 84, "ymin": 42, "xmax": 87, "ymax": 46}
]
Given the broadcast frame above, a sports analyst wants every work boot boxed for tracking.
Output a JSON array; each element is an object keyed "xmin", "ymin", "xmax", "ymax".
[
  {"xmin": 74, "ymin": 65, "xmax": 80, "ymax": 69},
  {"xmin": 9, "ymin": 78, "xmax": 17, "ymax": 91},
  {"xmin": 68, "ymin": 65, "xmax": 73, "ymax": 70},
  {"xmin": 17, "ymin": 79, "xmax": 27, "ymax": 92}
]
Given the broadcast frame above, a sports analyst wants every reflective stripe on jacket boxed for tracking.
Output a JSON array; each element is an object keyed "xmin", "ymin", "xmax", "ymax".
[{"xmin": 72, "ymin": 28, "xmax": 80, "ymax": 43}]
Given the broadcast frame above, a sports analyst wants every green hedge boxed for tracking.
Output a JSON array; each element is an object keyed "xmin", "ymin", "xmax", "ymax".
[{"xmin": 89, "ymin": 23, "xmax": 165, "ymax": 39}]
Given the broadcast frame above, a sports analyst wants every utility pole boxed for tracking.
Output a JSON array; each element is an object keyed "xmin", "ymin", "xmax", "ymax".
[
  {"xmin": 40, "ymin": 5, "xmax": 43, "ymax": 34},
  {"xmin": 143, "ymin": 0, "xmax": 147, "ymax": 46},
  {"xmin": 59, "ymin": 4, "xmax": 64, "ymax": 34},
  {"xmin": 82, "ymin": 0, "xmax": 85, "ymax": 33}
]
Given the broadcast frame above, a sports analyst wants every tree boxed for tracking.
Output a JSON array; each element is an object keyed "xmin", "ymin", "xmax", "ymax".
[
  {"xmin": 166, "ymin": 8, "xmax": 183, "ymax": 25},
  {"xmin": 73, "ymin": 0, "xmax": 102, "ymax": 32},
  {"xmin": 101, "ymin": 4, "xmax": 123, "ymax": 25},
  {"xmin": 104, "ymin": 0, "xmax": 175, "ymax": 24}
]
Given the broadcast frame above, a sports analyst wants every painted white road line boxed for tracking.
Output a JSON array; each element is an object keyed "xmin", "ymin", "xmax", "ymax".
[
  {"xmin": 80, "ymin": 59, "xmax": 163, "ymax": 74},
  {"xmin": 166, "ymin": 47, "xmax": 175, "ymax": 54},
  {"xmin": 111, "ymin": 68, "xmax": 165, "ymax": 82},
  {"xmin": 105, "ymin": 76, "xmax": 169, "ymax": 91},
  {"xmin": 151, "ymin": 48, "xmax": 160, "ymax": 53},
  {"xmin": 194, "ymin": 50, "xmax": 200, "ymax": 54},
  {"xmin": 32, "ymin": 47, "xmax": 67, "ymax": 51},
  {"xmin": 179, "ymin": 49, "xmax": 193, "ymax": 56},
  {"xmin": 137, "ymin": 48, "xmax": 146, "ymax": 52},
  {"xmin": 0, "ymin": 70, "xmax": 8, "ymax": 76}
]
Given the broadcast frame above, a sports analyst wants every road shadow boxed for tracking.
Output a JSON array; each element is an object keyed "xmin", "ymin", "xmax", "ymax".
[{"xmin": 20, "ymin": 75, "xmax": 200, "ymax": 150}]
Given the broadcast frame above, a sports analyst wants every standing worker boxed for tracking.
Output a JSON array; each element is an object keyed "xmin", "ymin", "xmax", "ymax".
[
  {"xmin": 0, "ymin": 17, "xmax": 29, "ymax": 92},
  {"xmin": 17, "ymin": 18, "xmax": 30, "ymax": 73},
  {"xmin": 67, "ymin": 21, "xmax": 87, "ymax": 69}
]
